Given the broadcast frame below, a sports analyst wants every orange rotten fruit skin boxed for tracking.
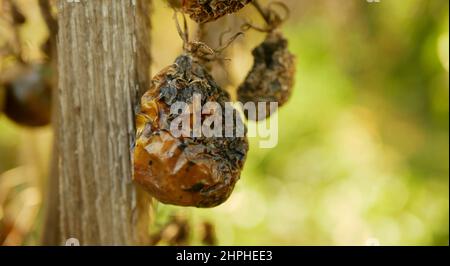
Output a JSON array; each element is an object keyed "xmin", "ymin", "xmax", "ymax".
[
  {"xmin": 133, "ymin": 54, "xmax": 249, "ymax": 208},
  {"xmin": 182, "ymin": 0, "xmax": 252, "ymax": 24}
]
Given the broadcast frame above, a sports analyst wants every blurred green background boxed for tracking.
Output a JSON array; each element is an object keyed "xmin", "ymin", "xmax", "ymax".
[{"xmin": 0, "ymin": 0, "xmax": 448, "ymax": 245}]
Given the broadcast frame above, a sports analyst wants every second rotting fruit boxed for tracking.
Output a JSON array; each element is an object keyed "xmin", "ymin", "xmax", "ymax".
[
  {"xmin": 134, "ymin": 54, "xmax": 249, "ymax": 208},
  {"xmin": 238, "ymin": 31, "xmax": 296, "ymax": 121},
  {"xmin": 182, "ymin": 0, "xmax": 252, "ymax": 24},
  {"xmin": 1, "ymin": 64, "xmax": 52, "ymax": 127}
]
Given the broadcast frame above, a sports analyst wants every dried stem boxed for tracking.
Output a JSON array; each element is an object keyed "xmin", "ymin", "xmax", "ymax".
[
  {"xmin": 252, "ymin": 0, "xmax": 271, "ymax": 25},
  {"xmin": 248, "ymin": 0, "xmax": 290, "ymax": 32}
]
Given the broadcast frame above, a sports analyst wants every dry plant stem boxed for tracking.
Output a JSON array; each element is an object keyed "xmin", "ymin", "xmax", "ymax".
[
  {"xmin": 196, "ymin": 23, "xmax": 207, "ymax": 42},
  {"xmin": 196, "ymin": 21, "xmax": 223, "ymax": 78},
  {"xmin": 252, "ymin": 0, "xmax": 271, "ymax": 25},
  {"xmin": 247, "ymin": 0, "xmax": 289, "ymax": 32},
  {"xmin": 173, "ymin": 12, "xmax": 241, "ymax": 63},
  {"xmin": 44, "ymin": 0, "xmax": 152, "ymax": 245}
]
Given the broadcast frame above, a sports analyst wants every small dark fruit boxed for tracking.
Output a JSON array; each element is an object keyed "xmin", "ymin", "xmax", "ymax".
[
  {"xmin": 238, "ymin": 31, "xmax": 296, "ymax": 121},
  {"xmin": 1, "ymin": 64, "xmax": 52, "ymax": 127}
]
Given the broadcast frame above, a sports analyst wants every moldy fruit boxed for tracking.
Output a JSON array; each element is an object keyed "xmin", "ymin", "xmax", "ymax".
[
  {"xmin": 238, "ymin": 31, "xmax": 295, "ymax": 121},
  {"xmin": 182, "ymin": 0, "xmax": 252, "ymax": 24},
  {"xmin": 134, "ymin": 54, "xmax": 249, "ymax": 208},
  {"xmin": 1, "ymin": 64, "xmax": 52, "ymax": 127}
]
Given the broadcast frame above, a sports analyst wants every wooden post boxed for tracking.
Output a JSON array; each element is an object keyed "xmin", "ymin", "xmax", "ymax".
[{"xmin": 43, "ymin": 0, "xmax": 152, "ymax": 245}]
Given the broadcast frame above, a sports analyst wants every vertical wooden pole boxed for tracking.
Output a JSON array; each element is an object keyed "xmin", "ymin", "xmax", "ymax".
[{"xmin": 43, "ymin": 0, "xmax": 151, "ymax": 245}]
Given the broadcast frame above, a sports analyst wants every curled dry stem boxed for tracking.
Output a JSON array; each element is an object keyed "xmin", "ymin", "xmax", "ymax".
[
  {"xmin": 243, "ymin": 0, "xmax": 290, "ymax": 33},
  {"xmin": 173, "ymin": 11, "xmax": 243, "ymax": 63}
]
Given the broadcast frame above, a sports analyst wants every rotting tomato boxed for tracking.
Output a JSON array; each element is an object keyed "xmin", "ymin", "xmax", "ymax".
[
  {"xmin": 182, "ymin": 0, "xmax": 252, "ymax": 24},
  {"xmin": 134, "ymin": 54, "xmax": 249, "ymax": 208},
  {"xmin": 237, "ymin": 31, "xmax": 296, "ymax": 121},
  {"xmin": 1, "ymin": 64, "xmax": 52, "ymax": 127}
]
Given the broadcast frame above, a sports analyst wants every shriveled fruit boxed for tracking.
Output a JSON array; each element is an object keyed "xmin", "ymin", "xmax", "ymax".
[
  {"xmin": 238, "ymin": 31, "xmax": 295, "ymax": 121},
  {"xmin": 134, "ymin": 54, "xmax": 248, "ymax": 208},
  {"xmin": 182, "ymin": 0, "xmax": 252, "ymax": 24},
  {"xmin": 1, "ymin": 64, "xmax": 52, "ymax": 127}
]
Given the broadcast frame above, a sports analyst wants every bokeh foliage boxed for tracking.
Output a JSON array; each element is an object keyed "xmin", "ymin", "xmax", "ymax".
[{"xmin": 0, "ymin": 0, "xmax": 448, "ymax": 245}]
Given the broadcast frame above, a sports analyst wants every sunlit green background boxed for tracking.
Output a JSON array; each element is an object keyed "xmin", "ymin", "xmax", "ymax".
[{"xmin": 0, "ymin": 0, "xmax": 448, "ymax": 245}]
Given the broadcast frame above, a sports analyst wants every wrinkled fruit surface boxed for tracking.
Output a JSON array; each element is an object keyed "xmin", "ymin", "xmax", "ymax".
[
  {"xmin": 134, "ymin": 54, "xmax": 249, "ymax": 208},
  {"xmin": 1, "ymin": 65, "xmax": 52, "ymax": 127},
  {"xmin": 238, "ymin": 31, "xmax": 296, "ymax": 121},
  {"xmin": 182, "ymin": 0, "xmax": 252, "ymax": 24}
]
